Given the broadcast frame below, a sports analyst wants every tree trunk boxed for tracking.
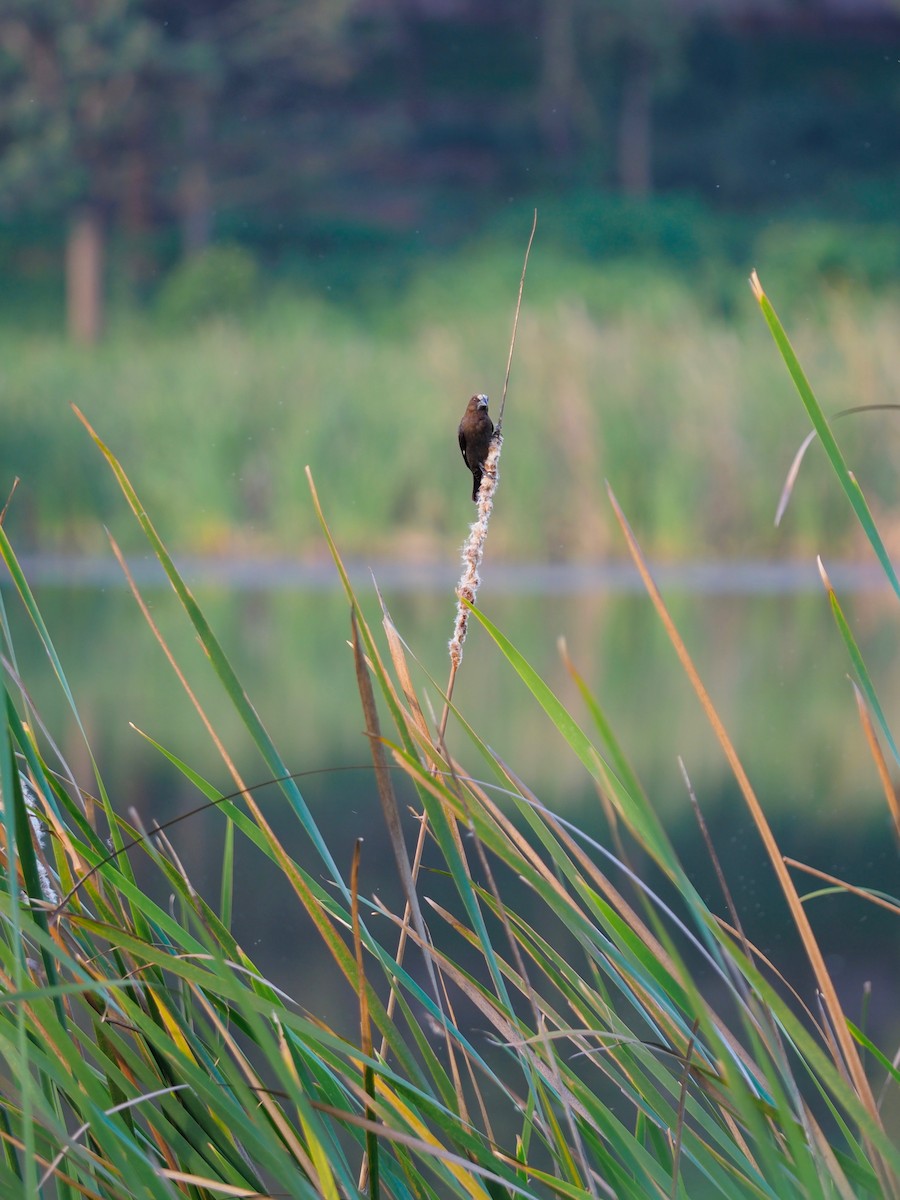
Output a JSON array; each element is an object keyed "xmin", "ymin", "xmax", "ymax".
[
  {"xmin": 180, "ymin": 93, "xmax": 213, "ymax": 256},
  {"xmin": 122, "ymin": 141, "xmax": 154, "ymax": 300},
  {"xmin": 538, "ymin": 0, "xmax": 578, "ymax": 163},
  {"xmin": 617, "ymin": 41, "xmax": 654, "ymax": 198},
  {"xmin": 397, "ymin": 0, "xmax": 427, "ymax": 131},
  {"xmin": 66, "ymin": 206, "xmax": 104, "ymax": 344}
]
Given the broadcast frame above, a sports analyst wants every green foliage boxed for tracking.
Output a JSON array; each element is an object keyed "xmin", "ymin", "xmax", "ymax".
[
  {"xmin": 499, "ymin": 193, "xmax": 727, "ymax": 266},
  {"xmin": 0, "ymin": 338, "xmax": 898, "ymax": 1196},
  {"xmin": 0, "ymin": 0, "xmax": 161, "ymax": 210},
  {"xmin": 756, "ymin": 220, "xmax": 900, "ymax": 300},
  {"xmin": 154, "ymin": 243, "xmax": 261, "ymax": 328},
  {"xmin": 3, "ymin": 3, "xmax": 900, "ymax": 311},
  {"xmin": 6, "ymin": 245, "xmax": 900, "ymax": 562}
]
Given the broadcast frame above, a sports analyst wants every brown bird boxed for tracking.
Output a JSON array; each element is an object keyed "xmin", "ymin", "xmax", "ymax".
[{"xmin": 458, "ymin": 394, "xmax": 494, "ymax": 502}]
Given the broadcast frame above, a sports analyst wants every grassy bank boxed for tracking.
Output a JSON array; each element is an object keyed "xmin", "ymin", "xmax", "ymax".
[{"xmin": 5, "ymin": 249, "xmax": 900, "ymax": 562}]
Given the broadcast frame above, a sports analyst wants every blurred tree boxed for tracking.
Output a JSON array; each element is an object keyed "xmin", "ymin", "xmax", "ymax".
[
  {"xmin": 146, "ymin": 0, "xmax": 359, "ymax": 254},
  {"xmin": 0, "ymin": 0, "xmax": 359, "ymax": 338},
  {"xmin": 0, "ymin": 0, "xmax": 163, "ymax": 341},
  {"xmin": 592, "ymin": 0, "xmax": 690, "ymax": 197},
  {"xmin": 527, "ymin": 0, "xmax": 687, "ymax": 192},
  {"xmin": 616, "ymin": 33, "xmax": 656, "ymax": 197},
  {"xmin": 537, "ymin": 0, "xmax": 601, "ymax": 167},
  {"xmin": 1, "ymin": 0, "xmax": 899, "ymax": 335}
]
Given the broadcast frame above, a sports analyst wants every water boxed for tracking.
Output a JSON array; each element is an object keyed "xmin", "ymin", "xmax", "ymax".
[{"xmin": 2, "ymin": 559, "xmax": 898, "ymax": 1065}]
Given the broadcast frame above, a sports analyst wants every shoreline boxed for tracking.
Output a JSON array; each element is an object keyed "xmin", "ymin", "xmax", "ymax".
[{"xmin": 2, "ymin": 553, "xmax": 891, "ymax": 595}]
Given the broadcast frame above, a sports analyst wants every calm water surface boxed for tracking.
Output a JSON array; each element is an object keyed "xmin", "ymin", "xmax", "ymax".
[{"xmin": 3, "ymin": 558, "xmax": 898, "ymax": 1085}]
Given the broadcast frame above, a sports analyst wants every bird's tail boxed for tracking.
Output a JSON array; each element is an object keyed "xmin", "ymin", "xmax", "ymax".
[{"xmin": 471, "ymin": 470, "xmax": 482, "ymax": 502}]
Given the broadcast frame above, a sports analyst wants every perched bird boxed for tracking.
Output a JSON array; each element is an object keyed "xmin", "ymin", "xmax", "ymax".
[{"xmin": 458, "ymin": 394, "xmax": 494, "ymax": 502}]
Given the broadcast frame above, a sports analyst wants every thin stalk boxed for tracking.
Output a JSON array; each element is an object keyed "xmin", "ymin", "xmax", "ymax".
[{"xmin": 439, "ymin": 210, "xmax": 536, "ymax": 744}]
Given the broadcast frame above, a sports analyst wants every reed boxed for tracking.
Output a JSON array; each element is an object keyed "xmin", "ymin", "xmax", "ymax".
[{"xmin": 0, "ymin": 266, "xmax": 896, "ymax": 1200}]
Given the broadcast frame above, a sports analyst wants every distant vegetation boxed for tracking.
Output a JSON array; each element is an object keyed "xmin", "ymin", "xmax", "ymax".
[
  {"xmin": 2, "ymin": 2, "xmax": 900, "ymax": 340},
  {"xmin": 3, "ymin": 224, "xmax": 900, "ymax": 563}
]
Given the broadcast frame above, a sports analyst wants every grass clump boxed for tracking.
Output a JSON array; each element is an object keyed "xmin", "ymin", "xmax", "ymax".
[{"xmin": 0, "ymin": 274, "xmax": 897, "ymax": 1200}]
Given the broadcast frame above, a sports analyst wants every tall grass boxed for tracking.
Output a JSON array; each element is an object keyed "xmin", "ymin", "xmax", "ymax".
[
  {"xmin": 5, "ymin": 253, "xmax": 900, "ymax": 561},
  {"xmin": 0, "ymin": 274, "xmax": 897, "ymax": 1199}
]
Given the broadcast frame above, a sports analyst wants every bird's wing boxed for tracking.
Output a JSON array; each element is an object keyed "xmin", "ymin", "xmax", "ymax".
[{"xmin": 458, "ymin": 428, "xmax": 470, "ymax": 467}]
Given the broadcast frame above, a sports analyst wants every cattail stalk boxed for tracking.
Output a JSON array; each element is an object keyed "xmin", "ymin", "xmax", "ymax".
[
  {"xmin": 437, "ymin": 209, "xmax": 535, "ymax": 746},
  {"xmin": 448, "ymin": 433, "xmax": 503, "ymax": 669}
]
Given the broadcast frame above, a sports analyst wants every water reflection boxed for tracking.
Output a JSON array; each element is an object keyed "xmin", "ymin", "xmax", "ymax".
[
  {"xmin": 9, "ymin": 552, "xmax": 894, "ymax": 595},
  {"xmin": 3, "ymin": 564, "xmax": 898, "ymax": 1076}
]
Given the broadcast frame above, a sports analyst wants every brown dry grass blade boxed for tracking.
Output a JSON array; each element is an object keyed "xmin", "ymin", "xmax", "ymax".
[
  {"xmin": 306, "ymin": 467, "xmax": 427, "ymax": 754},
  {"xmin": 351, "ymin": 838, "xmax": 373, "ymax": 1062},
  {"xmin": 671, "ymin": 1018, "xmax": 700, "ymax": 1199},
  {"xmin": 679, "ymin": 756, "xmax": 752, "ymax": 972},
  {"xmin": 350, "ymin": 608, "xmax": 442, "ymax": 1014},
  {"xmin": 106, "ymin": 532, "xmax": 251, "ymax": 803},
  {"xmin": 774, "ymin": 429, "xmax": 818, "ymax": 527},
  {"xmin": 775, "ymin": 404, "xmax": 900, "ymax": 527},
  {"xmin": 849, "ymin": 679, "xmax": 900, "ymax": 848},
  {"xmin": 372, "ymin": 581, "xmax": 431, "ymax": 749},
  {"xmin": 312, "ymin": 1100, "xmax": 519, "ymax": 1198},
  {"xmin": 784, "ymin": 857, "xmax": 900, "ymax": 916},
  {"xmin": 605, "ymin": 481, "xmax": 888, "ymax": 1146},
  {"xmin": 496, "ymin": 208, "xmax": 537, "ymax": 435},
  {"xmin": 0, "ymin": 476, "xmax": 19, "ymax": 526},
  {"xmin": 81, "ymin": 548, "xmax": 385, "ymax": 1006},
  {"xmin": 351, "ymin": 837, "xmax": 380, "ymax": 1198}
]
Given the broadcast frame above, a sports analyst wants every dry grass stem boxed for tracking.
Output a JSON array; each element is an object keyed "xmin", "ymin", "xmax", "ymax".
[
  {"xmin": 443, "ymin": 210, "xmax": 535, "ymax": 697},
  {"xmin": 607, "ymin": 480, "xmax": 889, "ymax": 1166},
  {"xmin": 495, "ymin": 210, "xmax": 537, "ymax": 434}
]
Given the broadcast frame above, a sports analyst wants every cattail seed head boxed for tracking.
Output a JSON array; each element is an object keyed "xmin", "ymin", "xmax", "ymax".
[{"xmin": 449, "ymin": 433, "xmax": 502, "ymax": 667}]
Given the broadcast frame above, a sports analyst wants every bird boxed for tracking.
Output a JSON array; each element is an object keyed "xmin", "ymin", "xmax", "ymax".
[{"xmin": 458, "ymin": 394, "xmax": 494, "ymax": 502}]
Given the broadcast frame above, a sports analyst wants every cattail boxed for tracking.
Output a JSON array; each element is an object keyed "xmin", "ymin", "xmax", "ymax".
[
  {"xmin": 443, "ymin": 208, "xmax": 535, "ymax": 705},
  {"xmin": 449, "ymin": 432, "xmax": 503, "ymax": 668}
]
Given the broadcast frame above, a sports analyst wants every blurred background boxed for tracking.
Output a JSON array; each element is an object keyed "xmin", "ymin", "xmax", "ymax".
[
  {"xmin": 3, "ymin": 0, "xmax": 900, "ymax": 559},
  {"xmin": 1, "ymin": 1, "xmax": 898, "ymax": 1069}
]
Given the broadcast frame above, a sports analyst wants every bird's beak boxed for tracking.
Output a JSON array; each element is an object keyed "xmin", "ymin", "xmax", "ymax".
[{"xmin": 477, "ymin": 395, "xmax": 489, "ymax": 410}]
